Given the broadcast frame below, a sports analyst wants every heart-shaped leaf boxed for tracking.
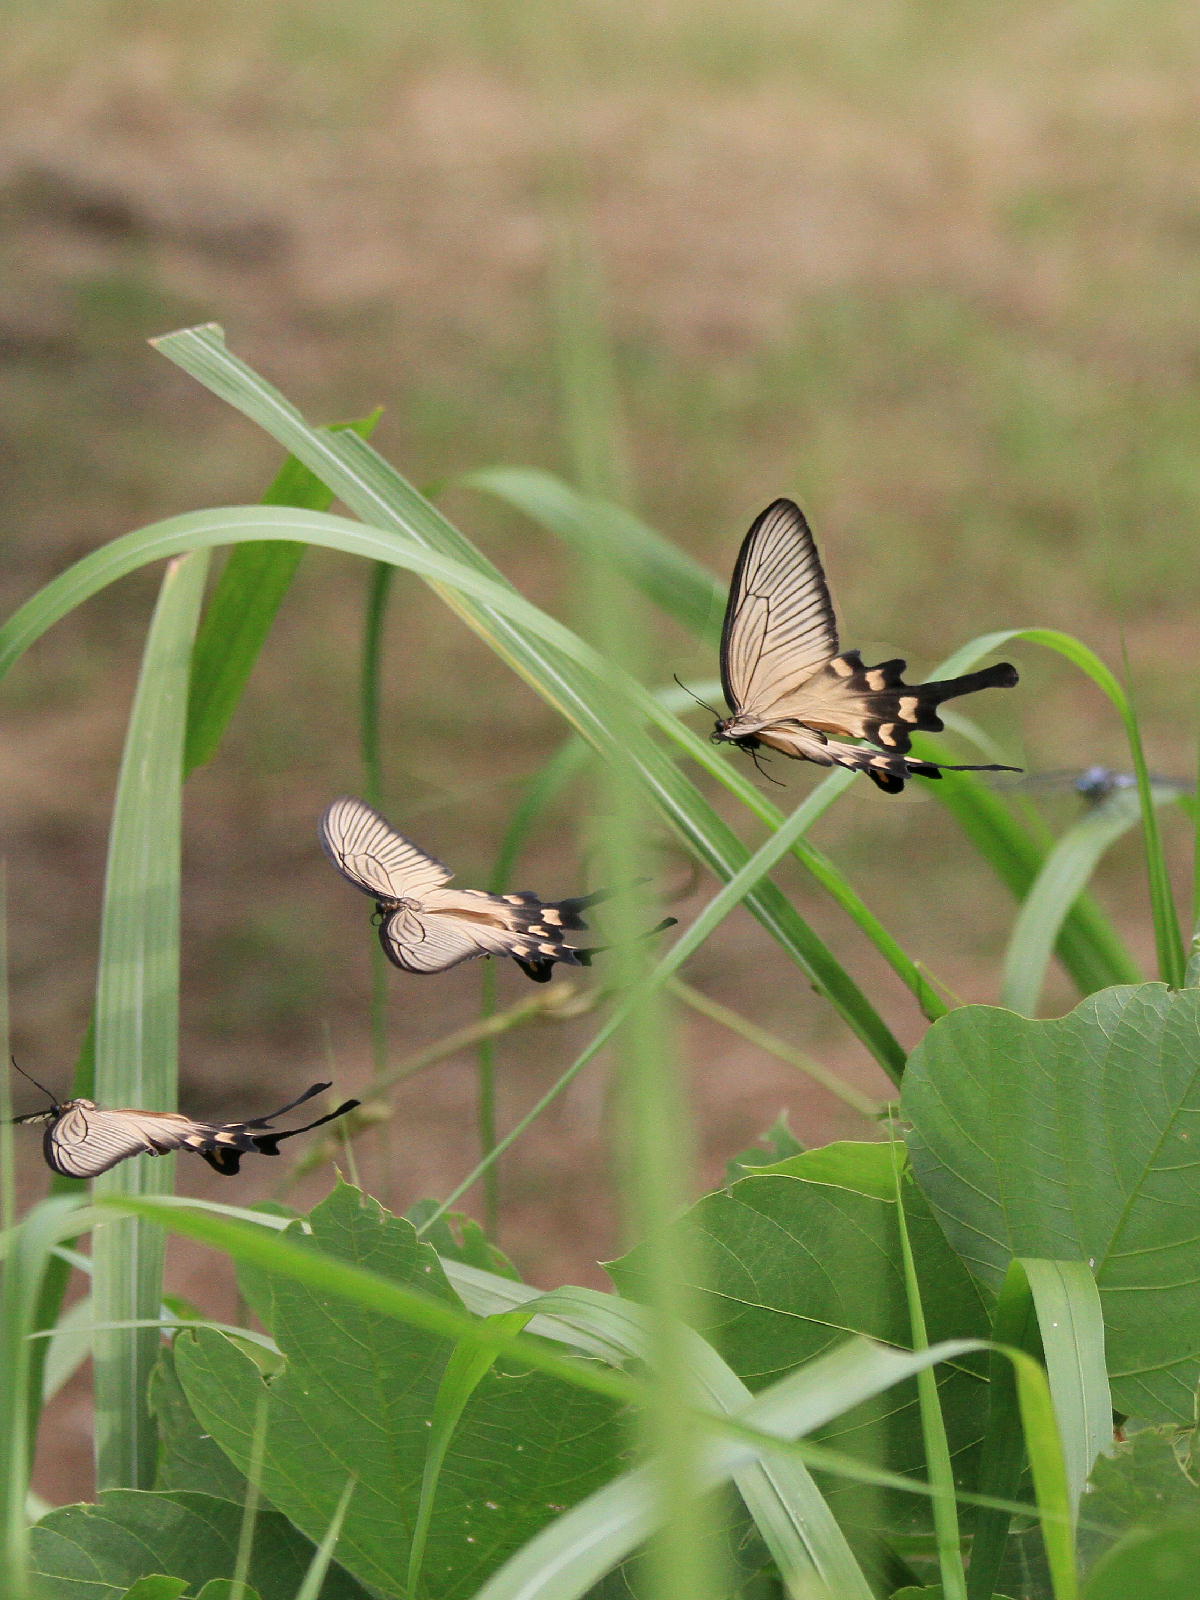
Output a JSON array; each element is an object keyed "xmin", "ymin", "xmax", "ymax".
[{"xmin": 903, "ymin": 982, "xmax": 1200, "ymax": 1420}]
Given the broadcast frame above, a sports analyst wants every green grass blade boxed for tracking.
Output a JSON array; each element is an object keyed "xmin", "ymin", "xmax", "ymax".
[
  {"xmin": 0, "ymin": 1196, "xmax": 86, "ymax": 1600},
  {"xmin": 471, "ymin": 1333, "xmax": 982, "ymax": 1600},
  {"xmin": 942, "ymin": 627, "xmax": 1185, "ymax": 987},
  {"xmin": 1019, "ymin": 1259, "xmax": 1112, "ymax": 1529},
  {"xmin": 477, "ymin": 738, "xmax": 593, "ymax": 1236},
  {"xmin": 407, "ymin": 1308, "xmax": 534, "ymax": 1597},
  {"xmin": 92, "ymin": 551, "xmax": 208, "ymax": 1492},
  {"xmin": 1006, "ymin": 1348, "xmax": 1081, "ymax": 1600},
  {"xmin": 184, "ymin": 416, "xmax": 378, "ymax": 775},
  {"xmin": 524, "ymin": 1287, "xmax": 875, "ymax": 1600},
  {"xmin": 1001, "ymin": 792, "xmax": 1158, "ymax": 1013},
  {"xmin": 968, "ymin": 1262, "xmax": 1042, "ymax": 1600},
  {"xmin": 293, "ymin": 1476, "xmax": 356, "ymax": 1600},
  {"xmin": 891, "ymin": 1146, "xmax": 966, "ymax": 1600},
  {"xmin": 463, "ymin": 466, "xmax": 723, "ymax": 641},
  {"xmin": 928, "ymin": 768, "xmax": 1141, "ymax": 996}
]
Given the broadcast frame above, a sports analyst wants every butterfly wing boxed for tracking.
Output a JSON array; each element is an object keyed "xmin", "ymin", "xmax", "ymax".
[
  {"xmin": 44, "ymin": 1103, "xmax": 198, "ymax": 1179},
  {"xmin": 378, "ymin": 891, "xmax": 594, "ymax": 977},
  {"xmin": 320, "ymin": 796, "xmax": 453, "ymax": 902},
  {"xmin": 193, "ymin": 1084, "xmax": 361, "ymax": 1173},
  {"xmin": 720, "ymin": 499, "xmax": 840, "ymax": 717}
]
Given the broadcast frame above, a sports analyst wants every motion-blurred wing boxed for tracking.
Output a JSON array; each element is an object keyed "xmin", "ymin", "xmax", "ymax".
[
  {"xmin": 320, "ymin": 796, "xmax": 452, "ymax": 902},
  {"xmin": 45, "ymin": 1104, "xmax": 196, "ymax": 1179},
  {"xmin": 720, "ymin": 499, "xmax": 840, "ymax": 717}
]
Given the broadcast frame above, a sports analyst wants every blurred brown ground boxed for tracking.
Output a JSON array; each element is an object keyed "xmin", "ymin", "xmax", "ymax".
[{"xmin": 4, "ymin": 0, "xmax": 1198, "ymax": 1501}]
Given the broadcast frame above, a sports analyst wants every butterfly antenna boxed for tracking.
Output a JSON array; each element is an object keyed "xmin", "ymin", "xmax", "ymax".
[
  {"xmin": 10, "ymin": 1056, "xmax": 59, "ymax": 1107},
  {"xmin": 750, "ymin": 748, "xmax": 786, "ymax": 787},
  {"xmin": 672, "ymin": 674, "xmax": 721, "ymax": 720}
]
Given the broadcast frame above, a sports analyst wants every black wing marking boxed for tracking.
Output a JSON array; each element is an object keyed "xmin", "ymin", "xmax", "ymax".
[
  {"xmin": 719, "ymin": 500, "xmax": 840, "ymax": 715},
  {"xmin": 320, "ymin": 796, "xmax": 453, "ymax": 903}
]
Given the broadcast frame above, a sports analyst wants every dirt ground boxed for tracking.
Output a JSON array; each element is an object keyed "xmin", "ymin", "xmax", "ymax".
[{"xmin": 4, "ymin": 0, "xmax": 1198, "ymax": 1502}]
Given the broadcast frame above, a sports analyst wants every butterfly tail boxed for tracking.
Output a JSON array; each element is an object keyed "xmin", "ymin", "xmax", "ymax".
[
  {"xmin": 250, "ymin": 1098, "xmax": 361, "ymax": 1156},
  {"xmin": 238, "ymin": 1081, "xmax": 331, "ymax": 1129},
  {"xmin": 818, "ymin": 653, "xmax": 1018, "ymax": 755}
]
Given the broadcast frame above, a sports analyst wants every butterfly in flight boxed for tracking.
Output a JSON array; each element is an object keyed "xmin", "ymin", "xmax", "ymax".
[
  {"xmin": 709, "ymin": 499, "xmax": 1021, "ymax": 793},
  {"xmin": 8, "ymin": 1064, "xmax": 358, "ymax": 1180},
  {"xmin": 320, "ymin": 796, "xmax": 648, "ymax": 982}
]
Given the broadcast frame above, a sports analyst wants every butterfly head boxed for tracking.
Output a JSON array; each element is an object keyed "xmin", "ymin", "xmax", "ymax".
[{"xmin": 711, "ymin": 716, "xmax": 759, "ymax": 751}]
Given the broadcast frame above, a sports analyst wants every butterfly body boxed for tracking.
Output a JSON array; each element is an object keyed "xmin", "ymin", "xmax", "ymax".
[
  {"xmin": 320, "ymin": 796, "xmax": 603, "ymax": 981},
  {"xmin": 714, "ymin": 498, "xmax": 1020, "ymax": 794},
  {"xmin": 11, "ymin": 1076, "xmax": 358, "ymax": 1180}
]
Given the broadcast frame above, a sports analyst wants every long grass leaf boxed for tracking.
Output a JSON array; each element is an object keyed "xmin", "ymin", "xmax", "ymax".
[
  {"xmin": 1000, "ymin": 788, "xmax": 1178, "ymax": 1014},
  {"xmin": 0, "ymin": 1195, "xmax": 85, "ymax": 1599},
  {"xmin": 185, "ymin": 416, "xmax": 377, "ymax": 775},
  {"xmin": 464, "ymin": 466, "xmax": 723, "ymax": 640},
  {"xmin": 524, "ymin": 1287, "xmax": 875, "ymax": 1600},
  {"xmin": 939, "ymin": 627, "xmax": 1185, "ymax": 987},
  {"xmin": 1019, "ymin": 1259, "xmax": 1112, "ymax": 1528},
  {"xmin": 891, "ymin": 1146, "xmax": 966, "ymax": 1600},
  {"xmin": 1007, "ymin": 1349, "xmax": 1080, "ymax": 1600},
  {"xmin": 293, "ymin": 1476, "xmax": 356, "ymax": 1600},
  {"xmin": 92, "ymin": 551, "xmax": 208, "ymax": 1491},
  {"xmin": 407, "ymin": 1308, "xmax": 534, "ymax": 1597},
  {"xmin": 968, "ymin": 1262, "xmax": 1042, "ymax": 1600},
  {"xmin": 471, "ymin": 1333, "xmax": 982, "ymax": 1600}
]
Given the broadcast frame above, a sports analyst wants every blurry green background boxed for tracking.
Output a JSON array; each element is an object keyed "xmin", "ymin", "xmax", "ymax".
[{"xmin": 4, "ymin": 0, "xmax": 1199, "ymax": 1493}]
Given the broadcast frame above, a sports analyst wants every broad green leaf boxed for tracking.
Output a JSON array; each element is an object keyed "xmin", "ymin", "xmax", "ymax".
[
  {"xmin": 173, "ymin": 1185, "xmax": 625, "ymax": 1598},
  {"xmin": 118, "ymin": 1580, "xmax": 190, "ymax": 1600},
  {"xmin": 93, "ymin": 552, "xmax": 208, "ymax": 1491},
  {"xmin": 1084, "ymin": 1516, "xmax": 1200, "ymax": 1598},
  {"xmin": 903, "ymin": 983, "xmax": 1200, "ymax": 1420},
  {"xmin": 29, "ymin": 1490, "xmax": 368, "ymax": 1600},
  {"xmin": 608, "ymin": 1142, "xmax": 991, "ymax": 1533},
  {"xmin": 1077, "ymin": 1427, "xmax": 1200, "ymax": 1573},
  {"xmin": 149, "ymin": 1347, "xmax": 247, "ymax": 1501},
  {"xmin": 403, "ymin": 1201, "xmax": 521, "ymax": 1280},
  {"xmin": 472, "ymin": 1334, "xmax": 986, "ymax": 1600}
]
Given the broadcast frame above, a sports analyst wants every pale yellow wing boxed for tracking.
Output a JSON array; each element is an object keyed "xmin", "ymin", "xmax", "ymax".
[
  {"xmin": 320, "ymin": 796, "xmax": 453, "ymax": 903},
  {"xmin": 720, "ymin": 500, "xmax": 840, "ymax": 718}
]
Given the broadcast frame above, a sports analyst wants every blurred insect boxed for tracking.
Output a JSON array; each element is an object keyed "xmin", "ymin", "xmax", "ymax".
[
  {"xmin": 1012, "ymin": 765, "xmax": 1193, "ymax": 806},
  {"xmin": 709, "ymin": 498, "xmax": 1021, "ymax": 793},
  {"xmin": 321, "ymin": 796, "xmax": 673, "ymax": 981},
  {"xmin": 9, "ymin": 1062, "xmax": 358, "ymax": 1180}
]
